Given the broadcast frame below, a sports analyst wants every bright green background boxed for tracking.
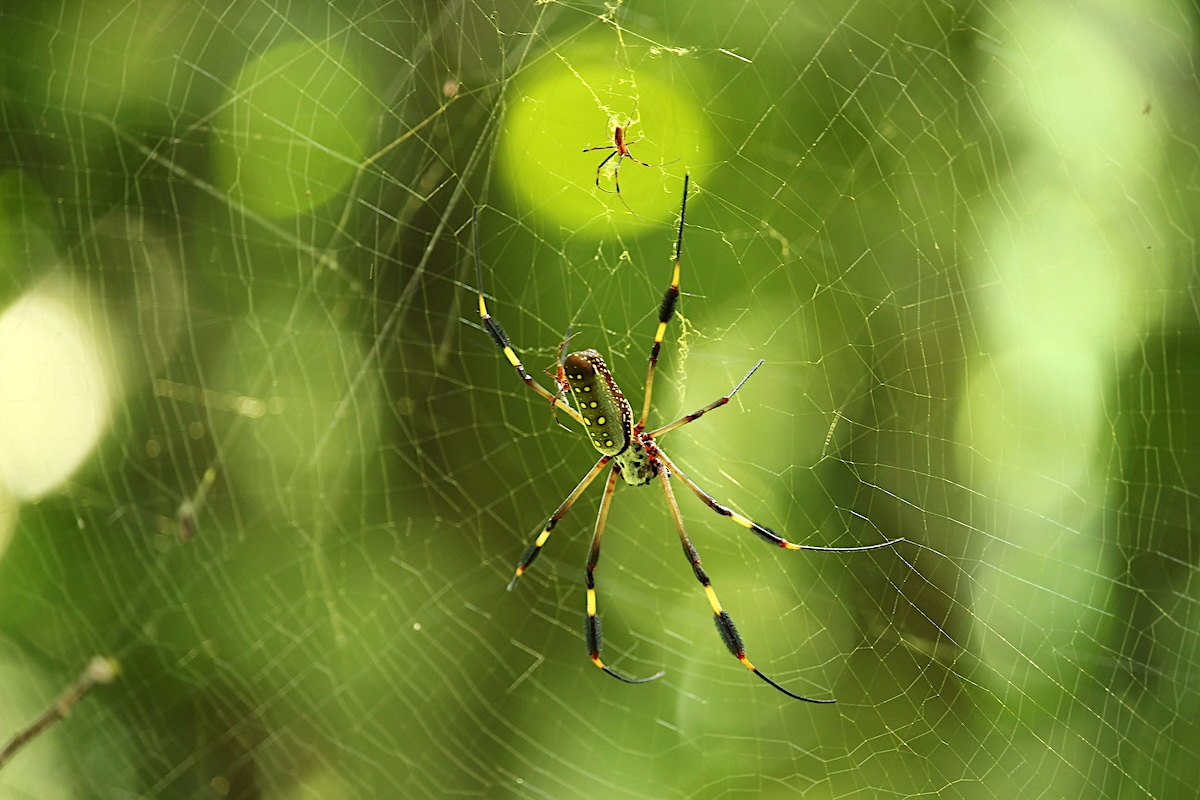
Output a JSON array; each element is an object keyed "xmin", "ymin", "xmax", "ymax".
[{"xmin": 0, "ymin": 0, "xmax": 1196, "ymax": 797}]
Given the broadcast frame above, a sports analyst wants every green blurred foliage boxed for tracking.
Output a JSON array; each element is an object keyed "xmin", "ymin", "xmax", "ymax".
[{"xmin": 0, "ymin": 0, "xmax": 1197, "ymax": 798}]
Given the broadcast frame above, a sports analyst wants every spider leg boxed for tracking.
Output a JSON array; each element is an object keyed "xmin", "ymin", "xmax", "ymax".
[
  {"xmin": 638, "ymin": 173, "xmax": 689, "ymax": 426},
  {"xmin": 507, "ymin": 456, "xmax": 611, "ymax": 590},
  {"xmin": 656, "ymin": 465, "xmax": 833, "ymax": 703},
  {"xmin": 472, "ymin": 208, "xmax": 586, "ymax": 428},
  {"xmin": 657, "ymin": 449, "xmax": 904, "ymax": 553},
  {"xmin": 585, "ymin": 466, "xmax": 666, "ymax": 684},
  {"xmin": 612, "ymin": 156, "xmax": 638, "ymax": 214},
  {"xmin": 625, "ymin": 154, "xmax": 680, "ymax": 169},
  {"xmin": 615, "ymin": 132, "xmax": 677, "ymax": 169},
  {"xmin": 547, "ymin": 325, "xmax": 577, "ymax": 432},
  {"xmin": 650, "ymin": 359, "xmax": 763, "ymax": 439},
  {"xmin": 593, "ymin": 150, "xmax": 619, "ymax": 193}
]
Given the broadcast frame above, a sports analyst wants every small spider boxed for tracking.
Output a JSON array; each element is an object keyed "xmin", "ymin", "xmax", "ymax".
[
  {"xmin": 474, "ymin": 175, "xmax": 901, "ymax": 702},
  {"xmin": 583, "ymin": 125, "xmax": 673, "ymax": 210}
]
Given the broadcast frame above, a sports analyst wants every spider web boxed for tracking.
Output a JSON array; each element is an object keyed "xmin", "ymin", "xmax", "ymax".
[{"xmin": 0, "ymin": 0, "xmax": 1195, "ymax": 797}]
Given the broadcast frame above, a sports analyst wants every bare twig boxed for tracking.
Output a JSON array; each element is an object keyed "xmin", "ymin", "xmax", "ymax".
[{"xmin": 0, "ymin": 656, "xmax": 119, "ymax": 770}]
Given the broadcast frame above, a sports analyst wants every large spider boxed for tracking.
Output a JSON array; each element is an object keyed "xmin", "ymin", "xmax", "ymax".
[{"xmin": 474, "ymin": 175, "xmax": 900, "ymax": 702}]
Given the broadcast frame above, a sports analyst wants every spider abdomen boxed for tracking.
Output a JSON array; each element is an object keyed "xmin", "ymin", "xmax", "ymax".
[{"xmin": 563, "ymin": 350, "xmax": 633, "ymax": 457}]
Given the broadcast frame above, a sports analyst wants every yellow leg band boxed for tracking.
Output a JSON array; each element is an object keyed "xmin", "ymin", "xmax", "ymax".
[{"xmin": 703, "ymin": 585, "xmax": 722, "ymax": 615}]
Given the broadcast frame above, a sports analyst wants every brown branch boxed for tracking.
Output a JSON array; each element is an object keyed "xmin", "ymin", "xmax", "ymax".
[{"xmin": 0, "ymin": 656, "xmax": 119, "ymax": 770}]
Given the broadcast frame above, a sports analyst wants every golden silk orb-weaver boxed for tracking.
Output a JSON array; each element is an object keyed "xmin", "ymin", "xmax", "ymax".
[
  {"xmin": 473, "ymin": 175, "xmax": 901, "ymax": 702},
  {"xmin": 582, "ymin": 124, "xmax": 675, "ymax": 212}
]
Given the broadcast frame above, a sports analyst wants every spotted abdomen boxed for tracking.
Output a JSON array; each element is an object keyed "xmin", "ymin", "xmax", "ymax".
[{"xmin": 562, "ymin": 350, "xmax": 632, "ymax": 457}]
